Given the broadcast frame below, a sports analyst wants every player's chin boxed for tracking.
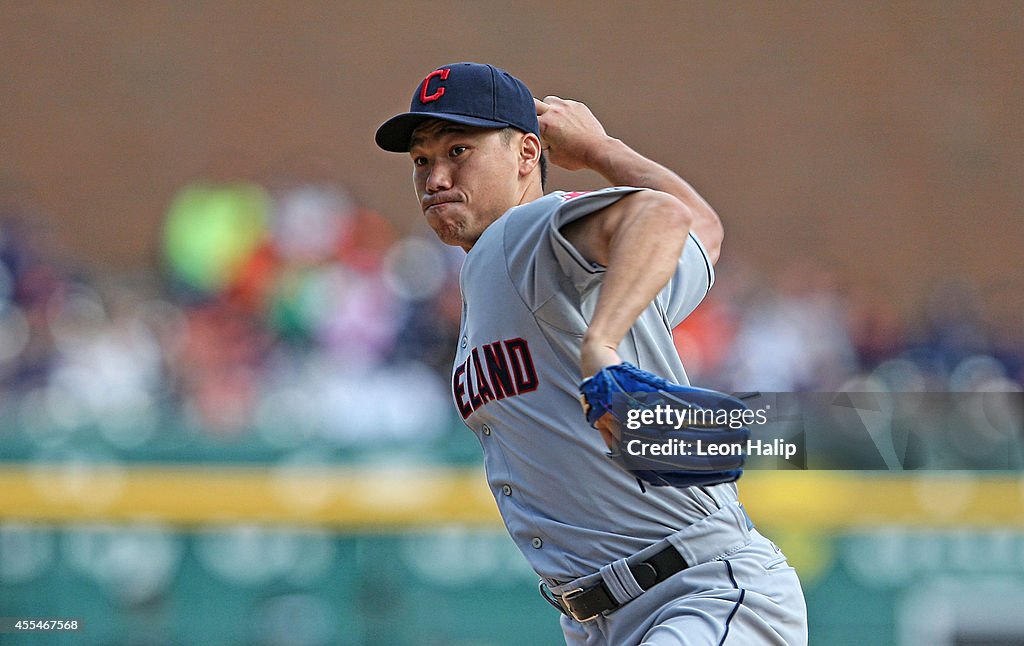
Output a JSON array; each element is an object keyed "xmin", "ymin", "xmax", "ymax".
[{"xmin": 426, "ymin": 215, "xmax": 466, "ymax": 247}]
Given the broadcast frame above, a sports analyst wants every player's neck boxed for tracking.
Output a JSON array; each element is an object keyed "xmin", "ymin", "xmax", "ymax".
[
  {"xmin": 516, "ymin": 179, "xmax": 545, "ymax": 206},
  {"xmin": 461, "ymin": 183, "xmax": 544, "ymax": 254}
]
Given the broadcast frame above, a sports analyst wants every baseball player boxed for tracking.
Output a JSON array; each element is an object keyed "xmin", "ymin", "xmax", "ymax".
[{"xmin": 375, "ymin": 62, "xmax": 807, "ymax": 645}]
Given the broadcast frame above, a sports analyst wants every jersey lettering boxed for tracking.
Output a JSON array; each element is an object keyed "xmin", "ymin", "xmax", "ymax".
[
  {"xmin": 560, "ymin": 191, "xmax": 591, "ymax": 201},
  {"xmin": 471, "ymin": 347, "xmax": 495, "ymax": 405},
  {"xmin": 467, "ymin": 359, "xmax": 482, "ymax": 410},
  {"xmin": 453, "ymin": 337, "xmax": 539, "ymax": 419},
  {"xmin": 505, "ymin": 338, "xmax": 539, "ymax": 393},
  {"xmin": 452, "ymin": 363, "xmax": 472, "ymax": 418},
  {"xmin": 483, "ymin": 342, "xmax": 515, "ymax": 399}
]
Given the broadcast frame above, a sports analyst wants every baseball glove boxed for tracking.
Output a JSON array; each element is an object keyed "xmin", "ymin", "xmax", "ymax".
[{"xmin": 579, "ymin": 362, "xmax": 750, "ymax": 488}]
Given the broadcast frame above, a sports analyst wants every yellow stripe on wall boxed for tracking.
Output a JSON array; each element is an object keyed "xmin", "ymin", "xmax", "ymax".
[{"xmin": 0, "ymin": 465, "xmax": 1021, "ymax": 529}]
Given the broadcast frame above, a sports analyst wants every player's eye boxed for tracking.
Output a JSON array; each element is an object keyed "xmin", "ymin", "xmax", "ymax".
[
  {"xmin": 450, "ymin": 145, "xmax": 467, "ymax": 157},
  {"xmin": 413, "ymin": 156, "xmax": 428, "ymax": 167}
]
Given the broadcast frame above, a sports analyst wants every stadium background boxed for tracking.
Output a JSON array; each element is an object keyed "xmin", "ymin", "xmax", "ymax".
[{"xmin": 2, "ymin": 2, "xmax": 1022, "ymax": 644}]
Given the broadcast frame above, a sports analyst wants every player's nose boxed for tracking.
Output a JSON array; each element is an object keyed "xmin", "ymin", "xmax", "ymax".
[{"xmin": 425, "ymin": 161, "xmax": 453, "ymax": 193}]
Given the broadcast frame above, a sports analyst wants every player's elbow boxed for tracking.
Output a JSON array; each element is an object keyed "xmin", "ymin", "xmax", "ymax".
[
  {"xmin": 598, "ymin": 191, "xmax": 693, "ymax": 260},
  {"xmin": 698, "ymin": 212, "xmax": 724, "ymax": 266},
  {"xmin": 645, "ymin": 191, "xmax": 693, "ymax": 240}
]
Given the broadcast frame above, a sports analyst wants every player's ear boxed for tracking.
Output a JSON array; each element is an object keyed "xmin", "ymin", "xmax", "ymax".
[{"xmin": 518, "ymin": 133, "xmax": 542, "ymax": 179}]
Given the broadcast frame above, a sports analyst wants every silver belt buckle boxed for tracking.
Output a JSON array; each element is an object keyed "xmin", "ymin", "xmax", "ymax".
[{"xmin": 561, "ymin": 587, "xmax": 600, "ymax": 622}]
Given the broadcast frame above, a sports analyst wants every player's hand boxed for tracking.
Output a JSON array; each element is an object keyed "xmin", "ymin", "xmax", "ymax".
[
  {"xmin": 580, "ymin": 339, "xmax": 622, "ymax": 449},
  {"xmin": 534, "ymin": 96, "xmax": 612, "ymax": 171}
]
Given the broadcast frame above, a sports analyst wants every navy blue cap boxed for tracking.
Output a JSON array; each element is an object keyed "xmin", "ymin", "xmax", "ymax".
[{"xmin": 375, "ymin": 62, "xmax": 540, "ymax": 152}]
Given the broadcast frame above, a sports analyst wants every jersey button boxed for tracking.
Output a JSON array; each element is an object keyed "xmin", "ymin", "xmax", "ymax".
[
  {"xmin": 461, "ymin": 336, "xmax": 468, "ymax": 348},
  {"xmin": 482, "ymin": 424, "xmax": 491, "ymax": 436},
  {"xmin": 501, "ymin": 484, "xmax": 512, "ymax": 496},
  {"xmin": 531, "ymin": 537, "xmax": 543, "ymax": 549}
]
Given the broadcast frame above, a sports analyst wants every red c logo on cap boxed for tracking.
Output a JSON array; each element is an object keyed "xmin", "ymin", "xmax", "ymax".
[{"xmin": 420, "ymin": 68, "xmax": 451, "ymax": 103}]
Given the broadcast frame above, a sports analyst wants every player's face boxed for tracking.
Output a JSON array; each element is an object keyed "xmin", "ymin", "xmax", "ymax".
[{"xmin": 409, "ymin": 121, "xmax": 524, "ymax": 251}]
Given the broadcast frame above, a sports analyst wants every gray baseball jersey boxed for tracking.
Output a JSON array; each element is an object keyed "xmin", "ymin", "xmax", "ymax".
[
  {"xmin": 451, "ymin": 186, "xmax": 731, "ymax": 581},
  {"xmin": 452, "ymin": 187, "xmax": 807, "ymax": 644}
]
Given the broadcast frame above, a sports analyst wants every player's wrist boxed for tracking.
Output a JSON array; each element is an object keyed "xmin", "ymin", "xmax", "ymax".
[
  {"xmin": 580, "ymin": 335, "xmax": 622, "ymax": 378},
  {"xmin": 581, "ymin": 331, "xmax": 617, "ymax": 350},
  {"xmin": 581, "ymin": 135, "xmax": 623, "ymax": 172}
]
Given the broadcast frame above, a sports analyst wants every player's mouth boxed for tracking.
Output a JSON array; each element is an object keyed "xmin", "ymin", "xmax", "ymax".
[
  {"xmin": 425, "ymin": 202, "xmax": 456, "ymax": 213},
  {"xmin": 422, "ymin": 195, "xmax": 463, "ymax": 213}
]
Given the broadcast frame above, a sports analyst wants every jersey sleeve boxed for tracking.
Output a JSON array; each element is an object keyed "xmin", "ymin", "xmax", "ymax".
[
  {"xmin": 659, "ymin": 231, "xmax": 715, "ymax": 327},
  {"xmin": 502, "ymin": 187, "xmax": 713, "ymax": 325},
  {"xmin": 502, "ymin": 188, "xmax": 643, "ymax": 313},
  {"xmin": 548, "ymin": 187, "xmax": 714, "ymax": 327},
  {"xmin": 546, "ymin": 187, "xmax": 647, "ymax": 292}
]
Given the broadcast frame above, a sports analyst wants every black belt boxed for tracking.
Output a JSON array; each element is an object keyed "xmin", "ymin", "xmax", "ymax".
[{"xmin": 541, "ymin": 545, "xmax": 689, "ymax": 622}]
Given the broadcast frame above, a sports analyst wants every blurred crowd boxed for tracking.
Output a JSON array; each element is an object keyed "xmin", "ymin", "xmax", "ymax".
[
  {"xmin": 673, "ymin": 261, "xmax": 1023, "ymax": 395},
  {"xmin": 0, "ymin": 180, "xmax": 1021, "ymax": 446}
]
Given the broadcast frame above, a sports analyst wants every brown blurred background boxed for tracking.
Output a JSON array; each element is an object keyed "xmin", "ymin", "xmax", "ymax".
[{"xmin": 3, "ymin": 1, "xmax": 1021, "ymax": 310}]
